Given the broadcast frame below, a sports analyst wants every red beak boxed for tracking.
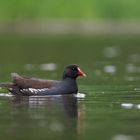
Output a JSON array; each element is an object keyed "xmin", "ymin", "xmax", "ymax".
[{"xmin": 77, "ymin": 67, "xmax": 86, "ymax": 77}]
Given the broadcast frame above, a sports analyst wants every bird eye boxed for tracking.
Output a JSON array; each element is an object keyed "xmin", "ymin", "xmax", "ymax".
[{"xmin": 72, "ymin": 67, "xmax": 76, "ymax": 71}]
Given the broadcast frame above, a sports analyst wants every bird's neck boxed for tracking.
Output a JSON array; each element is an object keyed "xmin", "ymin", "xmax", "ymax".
[
  {"xmin": 62, "ymin": 77, "xmax": 78, "ymax": 93},
  {"xmin": 62, "ymin": 77, "xmax": 77, "ymax": 87},
  {"xmin": 62, "ymin": 76, "xmax": 76, "ymax": 81}
]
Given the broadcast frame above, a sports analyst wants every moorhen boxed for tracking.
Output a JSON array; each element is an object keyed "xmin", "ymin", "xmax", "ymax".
[{"xmin": 0, "ymin": 64, "xmax": 86, "ymax": 96}]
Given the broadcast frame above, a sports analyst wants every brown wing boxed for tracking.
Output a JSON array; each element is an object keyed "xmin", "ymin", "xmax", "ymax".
[{"xmin": 11, "ymin": 73, "xmax": 57, "ymax": 89}]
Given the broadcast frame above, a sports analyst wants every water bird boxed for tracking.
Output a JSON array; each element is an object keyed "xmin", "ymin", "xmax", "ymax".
[{"xmin": 0, "ymin": 64, "xmax": 86, "ymax": 96}]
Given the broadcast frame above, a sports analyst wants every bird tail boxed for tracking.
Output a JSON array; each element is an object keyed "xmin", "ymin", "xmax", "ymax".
[
  {"xmin": 0, "ymin": 73, "xmax": 21, "ymax": 88},
  {"xmin": 0, "ymin": 83, "xmax": 14, "ymax": 88}
]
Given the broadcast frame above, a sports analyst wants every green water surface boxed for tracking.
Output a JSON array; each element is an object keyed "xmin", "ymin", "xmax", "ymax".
[{"xmin": 0, "ymin": 35, "xmax": 140, "ymax": 140}]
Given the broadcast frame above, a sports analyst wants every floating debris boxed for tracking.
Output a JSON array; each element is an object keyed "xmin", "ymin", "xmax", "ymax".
[
  {"xmin": 112, "ymin": 134, "xmax": 135, "ymax": 140},
  {"xmin": 39, "ymin": 63, "xmax": 57, "ymax": 71},
  {"xmin": 103, "ymin": 46, "xmax": 120, "ymax": 58},
  {"xmin": 104, "ymin": 65, "xmax": 116, "ymax": 74},
  {"xmin": 121, "ymin": 103, "xmax": 140, "ymax": 110},
  {"xmin": 121, "ymin": 103, "xmax": 133, "ymax": 109},
  {"xmin": 135, "ymin": 104, "xmax": 140, "ymax": 110}
]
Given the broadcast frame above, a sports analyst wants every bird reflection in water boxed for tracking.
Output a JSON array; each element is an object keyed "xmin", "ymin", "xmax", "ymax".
[{"xmin": 10, "ymin": 94, "xmax": 85, "ymax": 139}]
